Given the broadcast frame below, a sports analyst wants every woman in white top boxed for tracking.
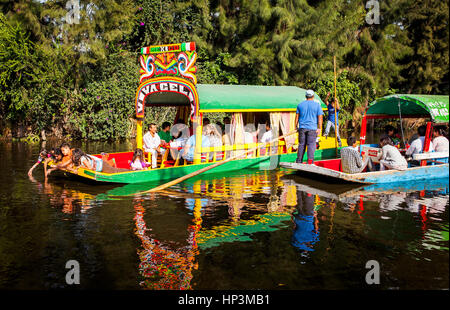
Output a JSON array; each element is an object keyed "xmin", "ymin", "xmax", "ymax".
[
  {"xmin": 432, "ymin": 126, "xmax": 449, "ymax": 152},
  {"xmin": 377, "ymin": 135, "xmax": 408, "ymax": 171},
  {"xmin": 406, "ymin": 125, "xmax": 434, "ymax": 157},
  {"xmin": 205, "ymin": 124, "xmax": 223, "ymax": 160}
]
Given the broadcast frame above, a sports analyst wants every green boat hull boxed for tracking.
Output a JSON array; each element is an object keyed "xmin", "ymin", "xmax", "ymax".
[{"xmin": 74, "ymin": 148, "xmax": 339, "ymax": 184}]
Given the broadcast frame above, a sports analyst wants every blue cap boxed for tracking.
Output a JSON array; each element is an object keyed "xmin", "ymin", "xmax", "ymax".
[{"xmin": 306, "ymin": 89, "xmax": 314, "ymax": 98}]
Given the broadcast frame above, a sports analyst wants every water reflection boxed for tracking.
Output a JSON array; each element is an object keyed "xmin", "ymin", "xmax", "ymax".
[
  {"xmin": 28, "ymin": 174, "xmax": 97, "ymax": 214},
  {"xmin": 133, "ymin": 195, "xmax": 200, "ymax": 290},
  {"xmin": 14, "ymin": 154, "xmax": 449, "ymax": 289},
  {"xmin": 291, "ymin": 192, "xmax": 319, "ymax": 252}
]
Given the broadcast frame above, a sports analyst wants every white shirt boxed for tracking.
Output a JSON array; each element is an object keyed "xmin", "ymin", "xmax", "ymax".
[
  {"xmin": 244, "ymin": 131, "xmax": 255, "ymax": 144},
  {"xmin": 170, "ymin": 137, "xmax": 187, "ymax": 148},
  {"xmin": 406, "ymin": 136, "xmax": 434, "ymax": 156},
  {"xmin": 261, "ymin": 130, "xmax": 273, "ymax": 143},
  {"xmin": 143, "ymin": 131, "xmax": 161, "ymax": 152},
  {"xmin": 433, "ymin": 136, "xmax": 449, "ymax": 152}
]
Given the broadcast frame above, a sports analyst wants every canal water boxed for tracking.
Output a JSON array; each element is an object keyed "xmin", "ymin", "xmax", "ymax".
[{"xmin": 0, "ymin": 140, "xmax": 448, "ymax": 290}]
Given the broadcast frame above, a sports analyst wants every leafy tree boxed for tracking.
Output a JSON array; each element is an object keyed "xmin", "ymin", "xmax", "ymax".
[{"xmin": 397, "ymin": 0, "xmax": 449, "ymax": 94}]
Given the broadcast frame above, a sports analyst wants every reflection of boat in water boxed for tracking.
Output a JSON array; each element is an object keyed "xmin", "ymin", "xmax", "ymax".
[{"xmin": 282, "ymin": 176, "xmax": 449, "ymax": 201}]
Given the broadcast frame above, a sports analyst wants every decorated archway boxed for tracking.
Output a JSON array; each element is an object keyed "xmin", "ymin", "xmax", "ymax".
[
  {"xmin": 135, "ymin": 76, "xmax": 199, "ymax": 119},
  {"xmin": 134, "ymin": 42, "xmax": 199, "ymax": 151}
]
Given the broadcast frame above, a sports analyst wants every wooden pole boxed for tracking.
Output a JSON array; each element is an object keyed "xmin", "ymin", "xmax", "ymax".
[
  {"xmin": 333, "ymin": 56, "xmax": 338, "ymax": 155},
  {"xmin": 141, "ymin": 130, "xmax": 298, "ymax": 193}
]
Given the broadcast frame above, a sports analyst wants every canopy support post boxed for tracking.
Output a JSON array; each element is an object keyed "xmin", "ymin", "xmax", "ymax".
[
  {"xmin": 136, "ymin": 117, "xmax": 143, "ymax": 150},
  {"xmin": 359, "ymin": 113, "xmax": 367, "ymax": 149},
  {"xmin": 193, "ymin": 114, "xmax": 203, "ymax": 165},
  {"xmin": 421, "ymin": 122, "xmax": 433, "ymax": 166}
]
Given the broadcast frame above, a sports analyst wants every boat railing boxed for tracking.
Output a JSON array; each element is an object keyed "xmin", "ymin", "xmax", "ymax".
[
  {"xmin": 200, "ymin": 140, "xmax": 295, "ymax": 164},
  {"xmin": 146, "ymin": 138, "xmax": 299, "ymax": 169}
]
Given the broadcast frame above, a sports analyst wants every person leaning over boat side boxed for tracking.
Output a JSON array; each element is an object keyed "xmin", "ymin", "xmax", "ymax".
[
  {"xmin": 295, "ymin": 89, "xmax": 323, "ymax": 164},
  {"xmin": 28, "ymin": 149, "xmax": 51, "ymax": 177},
  {"xmin": 46, "ymin": 143, "xmax": 74, "ymax": 176},
  {"xmin": 71, "ymin": 148, "xmax": 128, "ymax": 173},
  {"xmin": 340, "ymin": 136, "xmax": 374, "ymax": 173},
  {"xmin": 432, "ymin": 126, "xmax": 449, "ymax": 153},
  {"xmin": 323, "ymin": 92, "xmax": 342, "ymax": 147},
  {"xmin": 377, "ymin": 135, "xmax": 408, "ymax": 171},
  {"xmin": 181, "ymin": 126, "xmax": 211, "ymax": 163},
  {"xmin": 143, "ymin": 123, "xmax": 161, "ymax": 169}
]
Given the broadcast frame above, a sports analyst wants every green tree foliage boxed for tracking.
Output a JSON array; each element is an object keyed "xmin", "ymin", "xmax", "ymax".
[
  {"xmin": 397, "ymin": 0, "xmax": 449, "ymax": 94},
  {"xmin": 0, "ymin": 0, "xmax": 448, "ymax": 140},
  {"xmin": 69, "ymin": 49, "xmax": 139, "ymax": 140}
]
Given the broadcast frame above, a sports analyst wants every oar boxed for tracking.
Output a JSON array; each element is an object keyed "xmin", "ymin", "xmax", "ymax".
[
  {"xmin": 333, "ymin": 55, "xmax": 339, "ymax": 156},
  {"xmin": 140, "ymin": 130, "xmax": 298, "ymax": 193}
]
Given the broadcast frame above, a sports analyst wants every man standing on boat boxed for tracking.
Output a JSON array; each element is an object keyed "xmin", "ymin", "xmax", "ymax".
[
  {"xmin": 143, "ymin": 123, "xmax": 161, "ymax": 169},
  {"xmin": 295, "ymin": 90, "xmax": 323, "ymax": 164},
  {"xmin": 324, "ymin": 92, "xmax": 342, "ymax": 147}
]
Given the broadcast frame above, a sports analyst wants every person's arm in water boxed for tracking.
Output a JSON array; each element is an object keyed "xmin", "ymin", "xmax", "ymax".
[
  {"xmin": 27, "ymin": 162, "xmax": 40, "ymax": 177},
  {"xmin": 43, "ymin": 157, "xmax": 51, "ymax": 180}
]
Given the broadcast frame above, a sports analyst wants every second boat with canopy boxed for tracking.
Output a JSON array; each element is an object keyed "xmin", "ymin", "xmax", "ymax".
[{"xmin": 281, "ymin": 94, "xmax": 449, "ymax": 184}]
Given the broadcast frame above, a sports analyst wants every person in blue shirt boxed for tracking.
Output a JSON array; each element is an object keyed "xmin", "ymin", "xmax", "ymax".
[
  {"xmin": 294, "ymin": 89, "xmax": 324, "ymax": 164},
  {"xmin": 291, "ymin": 191, "xmax": 319, "ymax": 252},
  {"xmin": 181, "ymin": 127, "xmax": 211, "ymax": 162},
  {"xmin": 323, "ymin": 92, "xmax": 342, "ymax": 147}
]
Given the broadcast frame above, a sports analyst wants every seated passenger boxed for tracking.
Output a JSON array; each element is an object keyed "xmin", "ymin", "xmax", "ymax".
[
  {"xmin": 244, "ymin": 124, "xmax": 257, "ymax": 158},
  {"xmin": 205, "ymin": 124, "xmax": 223, "ymax": 160},
  {"xmin": 143, "ymin": 123, "xmax": 161, "ymax": 169},
  {"xmin": 260, "ymin": 121, "xmax": 275, "ymax": 155},
  {"xmin": 384, "ymin": 125, "xmax": 401, "ymax": 147},
  {"xmin": 432, "ymin": 126, "xmax": 449, "ymax": 153},
  {"xmin": 168, "ymin": 124, "xmax": 189, "ymax": 160},
  {"xmin": 340, "ymin": 136, "xmax": 373, "ymax": 173},
  {"xmin": 377, "ymin": 135, "xmax": 408, "ymax": 171},
  {"xmin": 181, "ymin": 127, "xmax": 210, "ymax": 162},
  {"xmin": 129, "ymin": 148, "xmax": 149, "ymax": 170},
  {"xmin": 158, "ymin": 121, "xmax": 173, "ymax": 144},
  {"xmin": 406, "ymin": 125, "xmax": 434, "ymax": 157},
  {"xmin": 71, "ymin": 148, "xmax": 128, "ymax": 173}
]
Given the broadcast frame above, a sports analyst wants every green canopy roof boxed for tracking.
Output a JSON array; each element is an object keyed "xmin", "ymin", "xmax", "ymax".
[
  {"xmin": 196, "ymin": 84, "xmax": 326, "ymax": 112},
  {"xmin": 367, "ymin": 94, "xmax": 449, "ymax": 123}
]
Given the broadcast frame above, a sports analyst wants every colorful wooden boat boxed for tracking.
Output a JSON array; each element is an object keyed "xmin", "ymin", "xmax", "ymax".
[
  {"xmin": 53, "ymin": 41, "xmax": 346, "ymax": 184},
  {"xmin": 280, "ymin": 159, "xmax": 448, "ymax": 184},
  {"xmin": 281, "ymin": 94, "xmax": 449, "ymax": 184}
]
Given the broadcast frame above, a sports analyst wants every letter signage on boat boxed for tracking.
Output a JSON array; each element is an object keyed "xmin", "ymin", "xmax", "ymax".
[
  {"xmin": 141, "ymin": 42, "xmax": 196, "ymax": 55},
  {"xmin": 136, "ymin": 80, "xmax": 195, "ymax": 118}
]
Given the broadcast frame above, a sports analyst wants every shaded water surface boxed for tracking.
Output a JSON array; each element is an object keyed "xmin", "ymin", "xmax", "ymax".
[{"xmin": 0, "ymin": 141, "xmax": 448, "ymax": 290}]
